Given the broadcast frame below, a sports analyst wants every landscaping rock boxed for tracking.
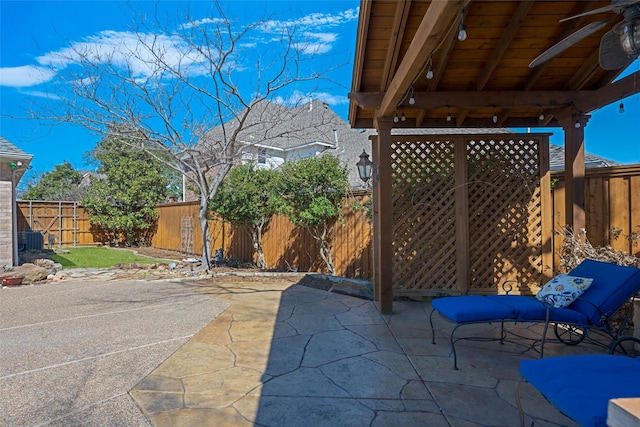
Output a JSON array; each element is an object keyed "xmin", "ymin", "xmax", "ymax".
[{"xmin": 10, "ymin": 263, "xmax": 50, "ymax": 284}]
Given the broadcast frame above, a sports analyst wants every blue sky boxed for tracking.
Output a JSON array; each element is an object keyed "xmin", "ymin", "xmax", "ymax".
[{"xmin": 1, "ymin": 0, "xmax": 639, "ymax": 184}]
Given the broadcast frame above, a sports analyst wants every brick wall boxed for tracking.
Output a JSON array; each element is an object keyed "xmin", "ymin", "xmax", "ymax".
[{"xmin": 0, "ymin": 180, "xmax": 13, "ymax": 267}]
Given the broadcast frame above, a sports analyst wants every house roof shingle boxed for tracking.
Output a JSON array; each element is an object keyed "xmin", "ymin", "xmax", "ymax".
[
  {"xmin": 0, "ymin": 136, "xmax": 33, "ymax": 160},
  {"xmin": 203, "ymin": 103, "xmax": 616, "ymax": 187}
]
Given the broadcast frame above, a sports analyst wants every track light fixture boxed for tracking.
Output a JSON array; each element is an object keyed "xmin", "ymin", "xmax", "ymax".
[
  {"xmin": 426, "ymin": 56, "xmax": 434, "ymax": 80},
  {"xmin": 458, "ymin": 8, "xmax": 467, "ymax": 41}
]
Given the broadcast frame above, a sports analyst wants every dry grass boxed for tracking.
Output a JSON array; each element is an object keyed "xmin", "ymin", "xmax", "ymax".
[{"xmin": 557, "ymin": 225, "xmax": 640, "ymax": 272}]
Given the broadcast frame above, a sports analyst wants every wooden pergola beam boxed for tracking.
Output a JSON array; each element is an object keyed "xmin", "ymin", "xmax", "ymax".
[
  {"xmin": 380, "ymin": 0, "xmax": 411, "ymax": 92},
  {"xmin": 476, "ymin": 0, "xmax": 534, "ymax": 91},
  {"xmin": 350, "ymin": 90, "xmax": 594, "ymax": 110},
  {"xmin": 573, "ymin": 70, "xmax": 640, "ymax": 112},
  {"xmin": 379, "ymin": 0, "xmax": 461, "ymax": 117}
]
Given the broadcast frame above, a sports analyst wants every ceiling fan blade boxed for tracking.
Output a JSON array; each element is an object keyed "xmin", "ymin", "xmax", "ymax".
[
  {"xmin": 599, "ymin": 27, "xmax": 635, "ymax": 70},
  {"xmin": 529, "ymin": 20, "xmax": 609, "ymax": 68},
  {"xmin": 559, "ymin": 0, "xmax": 639, "ymax": 22}
]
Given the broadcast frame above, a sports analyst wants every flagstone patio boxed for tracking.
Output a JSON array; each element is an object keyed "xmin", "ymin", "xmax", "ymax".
[{"xmin": 130, "ymin": 275, "xmax": 606, "ymax": 427}]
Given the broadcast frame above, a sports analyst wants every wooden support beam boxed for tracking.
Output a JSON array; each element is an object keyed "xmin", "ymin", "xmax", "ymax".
[
  {"xmin": 372, "ymin": 116, "xmax": 395, "ymax": 314},
  {"xmin": 454, "ymin": 137, "xmax": 470, "ymax": 294},
  {"xmin": 348, "ymin": 0, "xmax": 371, "ymax": 126},
  {"xmin": 351, "ymin": 90, "xmax": 592, "ymax": 110},
  {"xmin": 379, "ymin": 0, "xmax": 461, "ymax": 117},
  {"xmin": 558, "ymin": 113, "xmax": 590, "ymax": 233},
  {"xmin": 380, "ymin": 0, "xmax": 411, "ymax": 92},
  {"xmin": 351, "ymin": 115, "xmax": 561, "ymax": 130},
  {"xmin": 538, "ymin": 135, "xmax": 553, "ymax": 283},
  {"xmin": 573, "ymin": 70, "xmax": 640, "ymax": 113},
  {"xmin": 476, "ymin": 0, "xmax": 534, "ymax": 91}
]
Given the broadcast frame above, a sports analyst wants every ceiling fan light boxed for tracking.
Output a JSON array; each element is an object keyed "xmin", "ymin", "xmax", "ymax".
[{"xmin": 619, "ymin": 18, "xmax": 640, "ymax": 55}]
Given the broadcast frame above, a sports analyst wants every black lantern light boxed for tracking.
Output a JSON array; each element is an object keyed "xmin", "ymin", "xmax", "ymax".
[{"xmin": 356, "ymin": 150, "xmax": 373, "ymax": 184}]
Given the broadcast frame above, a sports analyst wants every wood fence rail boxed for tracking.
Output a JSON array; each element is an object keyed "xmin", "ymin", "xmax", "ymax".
[{"xmin": 16, "ymin": 164, "xmax": 640, "ymax": 279}]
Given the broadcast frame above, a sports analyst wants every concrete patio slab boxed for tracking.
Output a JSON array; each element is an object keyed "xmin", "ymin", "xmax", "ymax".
[
  {"xmin": 131, "ymin": 276, "xmax": 608, "ymax": 427},
  {"xmin": 3, "ymin": 273, "xmax": 612, "ymax": 426},
  {"xmin": 0, "ymin": 278, "xmax": 229, "ymax": 427}
]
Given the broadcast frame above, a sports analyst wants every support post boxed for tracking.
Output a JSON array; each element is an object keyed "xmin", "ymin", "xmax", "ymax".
[
  {"xmin": 454, "ymin": 137, "xmax": 470, "ymax": 294},
  {"xmin": 559, "ymin": 113, "xmax": 589, "ymax": 233},
  {"xmin": 372, "ymin": 117, "xmax": 394, "ymax": 314}
]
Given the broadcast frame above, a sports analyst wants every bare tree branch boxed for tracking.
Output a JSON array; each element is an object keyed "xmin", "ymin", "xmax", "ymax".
[{"xmin": 29, "ymin": 2, "xmax": 347, "ymax": 269}]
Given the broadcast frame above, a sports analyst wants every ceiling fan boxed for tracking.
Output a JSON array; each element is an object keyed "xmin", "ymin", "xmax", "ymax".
[{"xmin": 529, "ymin": 0, "xmax": 640, "ymax": 70}]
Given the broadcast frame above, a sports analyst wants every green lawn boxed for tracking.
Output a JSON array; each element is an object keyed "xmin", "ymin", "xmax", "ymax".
[{"xmin": 48, "ymin": 247, "xmax": 169, "ymax": 269}]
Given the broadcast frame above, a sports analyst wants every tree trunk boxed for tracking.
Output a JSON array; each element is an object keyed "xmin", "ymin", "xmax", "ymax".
[
  {"xmin": 313, "ymin": 223, "xmax": 335, "ymax": 275},
  {"xmin": 199, "ymin": 198, "xmax": 212, "ymax": 270},
  {"xmin": 252, "ymin": 224, "xmax": 266, "ymax": 270}
]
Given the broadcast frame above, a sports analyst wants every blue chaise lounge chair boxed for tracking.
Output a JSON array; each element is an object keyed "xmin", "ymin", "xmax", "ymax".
[
  {"xmin": 429, "ymin": 259, "xmax": 640, "ymax": 368},
  {"xmin": 515, "ymin": 337, "xmax": 640, "ymax": 427}
]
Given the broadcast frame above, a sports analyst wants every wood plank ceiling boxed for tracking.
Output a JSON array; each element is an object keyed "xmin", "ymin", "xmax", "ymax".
[{"xmin": 349, "ymin": 0, "xmax": 640, "ymax": 130}]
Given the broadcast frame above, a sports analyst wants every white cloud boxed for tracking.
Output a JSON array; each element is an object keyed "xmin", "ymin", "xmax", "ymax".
[
  {"xmin": 272, "ymin": 91, "xmax": 348, "ymax": 107},
  {"xmin": 262, "ymin": 8, "xmax": 359, "ymax": 33},
  {"xmin": 35, "ymin": 30, "xmax": 211, "ymax": 82},
  {"xmin": 21, "ymin": 90, "xmax": 63, "ymax": 100},
  {"xmin": 3, "ymin": 6, "xmax": 359, "ymax": 88},
  {"xmin": 315, "ymin": 92, "xmax": 349, "ymax": 106},
  {"xmin": 179, "ymin": 17, "xmax": 225, "ymax": 30},
  {"xmin": 0, "ymin": 65, "xmax": 56, "ymax": 87},
  {"xmin": 294, "ymin": 41, "xmax": 333, "ymax": 55},
  {"xmin": 260, "ymin": 9, "xmax": 357, "ymax": 55},
  {"xmin": 295, "ymin": 32, "xmax": 338, "ymax": 54}
]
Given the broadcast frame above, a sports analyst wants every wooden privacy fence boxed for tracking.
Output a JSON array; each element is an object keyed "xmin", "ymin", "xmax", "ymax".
[
  {"xmin": 16, "ymin": 201, "xmax": 93, "ymax": 248},
  {"xmin": 551, "ymin": 165, "xmax": 640, "ymax": 268},
  {"xmin": 16, "ymin": 164, "xmax": 639, "ymax": 281},
  {"xmin": 151, "ymin": 196, "xmax": 373, "ymax": 279}
]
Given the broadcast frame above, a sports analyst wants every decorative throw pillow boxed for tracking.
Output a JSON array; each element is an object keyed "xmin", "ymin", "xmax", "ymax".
[{"xmin": 536, "ymin": 274, "xmax": 593, "ymax": 308}]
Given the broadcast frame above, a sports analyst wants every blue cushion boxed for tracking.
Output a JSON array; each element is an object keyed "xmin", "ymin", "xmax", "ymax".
[
  {"xmin": 568, "ymin": 260, "xmax": 640, "ymax": 325},
  {"xmin": 520, "ymin": 354, "xmax": 640, "ymax": 427},
  {"xmin": 432, "ymin": 295, "xmax": 517, "ymax": 322},
  {"xmin": 485, "ymin": 295, "xmax": 589, "ymax": 325}
]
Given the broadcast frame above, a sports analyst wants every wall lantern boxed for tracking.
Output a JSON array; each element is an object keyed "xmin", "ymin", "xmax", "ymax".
[{"xmin": 356, "ymin": 150, "xmax": 373, "ymax": 183}]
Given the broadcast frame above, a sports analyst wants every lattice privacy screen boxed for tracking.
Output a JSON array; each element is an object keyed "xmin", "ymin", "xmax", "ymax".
[{"xmin": 390, "ymin": 136, "xmax": 549, "ymax": 296}]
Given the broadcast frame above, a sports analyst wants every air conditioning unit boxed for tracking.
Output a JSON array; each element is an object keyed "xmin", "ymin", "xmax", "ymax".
[{"xmin": 19, "ymin": 231, "xmax": 44, "ymax": 251}]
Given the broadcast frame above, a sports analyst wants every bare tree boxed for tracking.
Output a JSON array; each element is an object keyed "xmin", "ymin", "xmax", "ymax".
[{"xmin": 32, "ymin": 2, "xmax": 344, "ymax": 269}]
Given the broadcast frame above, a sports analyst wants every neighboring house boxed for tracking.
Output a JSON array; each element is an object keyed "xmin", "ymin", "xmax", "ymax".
[
  {"xmin": 549, "ymin": 144, "xmax": 617, "ymax": 171},
  {"xmin": 0, "ymin": 136, "xmax": 33, "ymax": 267},
  {"xmin": 79, "ymin": 171, "xmax": 106, "ymax": 188},
  {"xmin": 190, "ymin": 101, "xmax": 616, "ymax": 199},
  {"xmin": 190, "ymin": 99, "xmax": 374, "ymax": 199},
  {"xmin": 234, "ymin": 100, "xmax": 375, "ymax": 187}
]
